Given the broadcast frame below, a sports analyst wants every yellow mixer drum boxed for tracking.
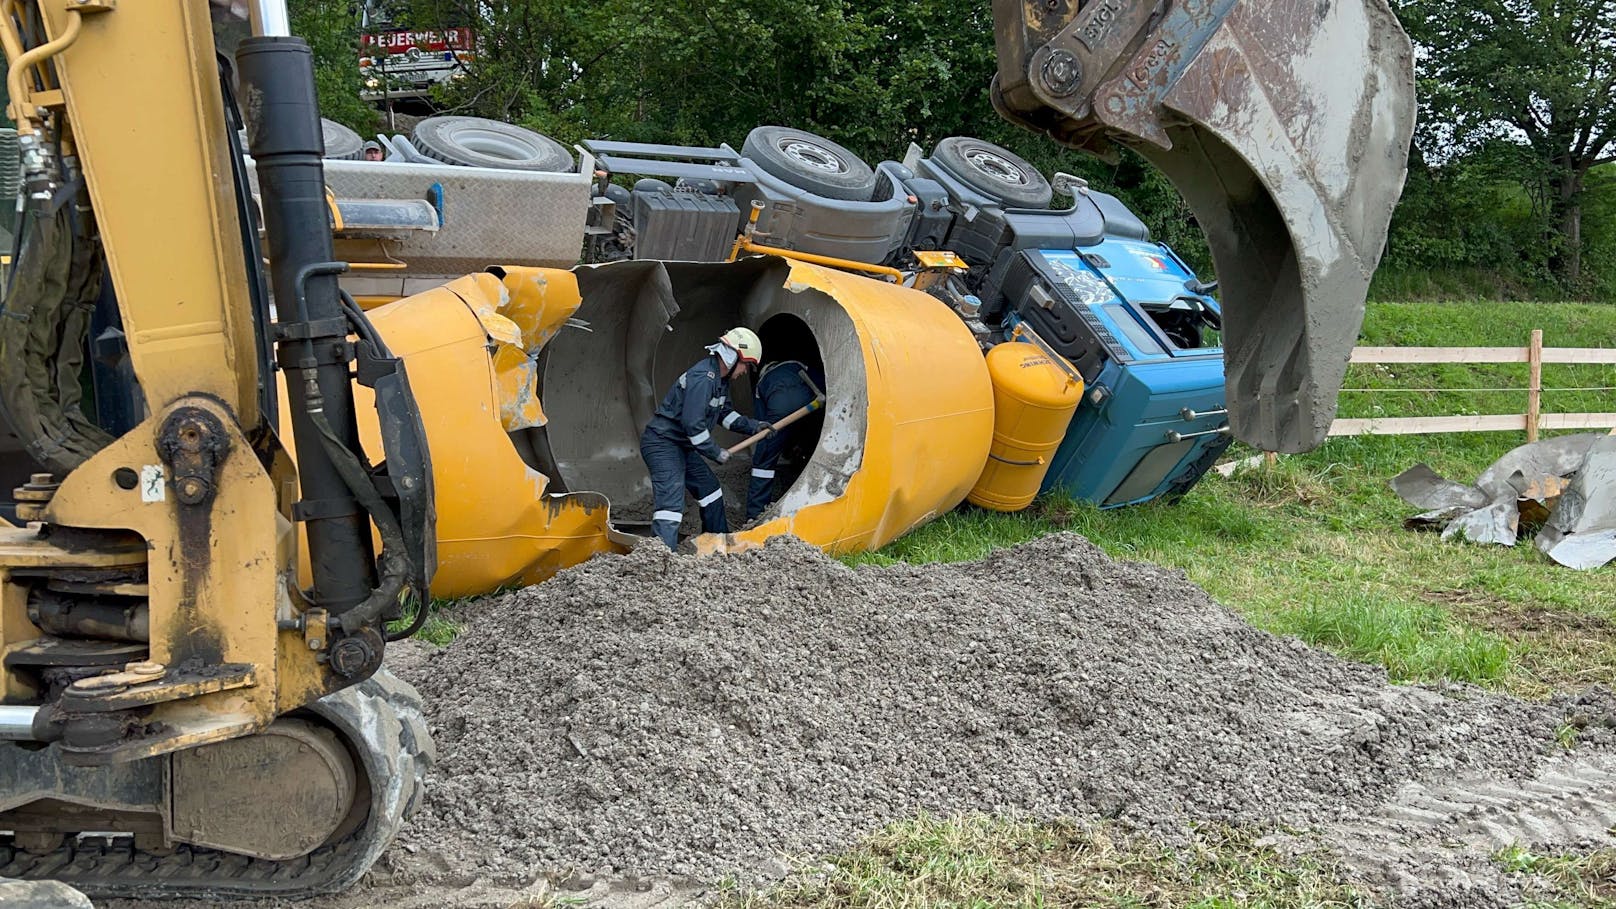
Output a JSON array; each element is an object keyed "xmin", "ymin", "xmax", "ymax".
[{"xmin": 968, "ymin": 342, "xmax": 1084, "ymax": 512}]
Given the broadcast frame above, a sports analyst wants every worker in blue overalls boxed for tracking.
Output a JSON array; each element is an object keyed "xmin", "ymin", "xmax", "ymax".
[
  {"xmin": 639, "ymin": 327, "xmax": 772, "ymax": 549},
  {"xmin": 745, "ymin": 360, "xmax": 826, "ymax": 523}
]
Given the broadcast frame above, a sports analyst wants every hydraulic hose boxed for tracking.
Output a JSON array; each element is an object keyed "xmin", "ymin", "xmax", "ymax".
[
  {"xmin": 305, "ymin": 403, "xmax": 410, "ymax": 636},
  {"xmin": 384, "ymin": 592, "xmax": 430, "ymax": 642},
  {"xmin": 0, "ymin": 180, "xmax": 113, "ymax": 474},
  {"xmin": 4, "ymin": 6, "xmax": 79, "ymax": 136}
]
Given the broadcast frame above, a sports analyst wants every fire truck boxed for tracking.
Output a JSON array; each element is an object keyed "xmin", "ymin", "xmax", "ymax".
[{"xmin": 358, "ymin": 5, "xmax": 473, "ymax": 101}]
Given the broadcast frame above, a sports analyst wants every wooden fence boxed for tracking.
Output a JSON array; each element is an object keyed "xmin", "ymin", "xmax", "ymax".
[
  {"xmin": 1328, "ymin": 329, "xmax": 1616, "ymax": 442},
  {"xmin": 1215, "ymin": 331, "xmax": 1615, "ymax": 476}
]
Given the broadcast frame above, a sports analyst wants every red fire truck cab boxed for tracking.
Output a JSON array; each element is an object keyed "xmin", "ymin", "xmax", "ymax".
[{"xmin": 359, "ymin": 24, "xmax": 474, "ymax": 100}]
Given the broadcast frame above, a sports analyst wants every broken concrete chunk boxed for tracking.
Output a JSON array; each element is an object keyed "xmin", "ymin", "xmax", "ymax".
[
  {"xmin": 1472, "ymin": 434, "xmax": 1601, "ymax": 501},
  {"xmin": 1390, "ymin": 463, "xmax": 1488, "ymax": 511},
  {"xmin": 1441, "ymin": 500, "xmax": 1520, "ymax": 547},
  {"xmin": 1537, "ymin": 527, "xmax": 1616, "ymax": 571},
  {"xmin": 1393, "ymin": 434, "xmax": 1612, "ymax": 566},
  {"xmin": 1536, "ymin": 435, "xmax": 1616, "ymax": 570},
  {"xmin": 0, "ymin": 878, "xmax": 95, "ymax": 909},
  {"xmin": 1405, "ymin": 505, "xmax": 1473, "ymax": 532},
  {"xmin": 1511, "ymin": 472, "xmax": 1571, "ymax": 504}
]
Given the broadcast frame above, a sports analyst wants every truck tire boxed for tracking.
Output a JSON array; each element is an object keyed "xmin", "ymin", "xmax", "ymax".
[
  {"xmin": 410, "ymin": 116, "xmax": 573, "ymax": 172},
  {"xmin": 931, "ymin": 136, "xmax": 1052, "ymax": 209},
  {"xmin": 741, "ymin": 126, "xmax": 877, "ymax": 202},
  {"xmin": 321, "ymin": 118, "xmax": 365, "ymax": 160}
]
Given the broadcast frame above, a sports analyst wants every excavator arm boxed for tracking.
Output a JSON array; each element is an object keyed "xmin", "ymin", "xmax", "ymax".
[
  {"xmin": 992, "ymin": 0, "xmax": 1416, "ymax": 452},
  {"xmin": 0, "ymin": 1, "xmax": 434, "ymax": 896}
]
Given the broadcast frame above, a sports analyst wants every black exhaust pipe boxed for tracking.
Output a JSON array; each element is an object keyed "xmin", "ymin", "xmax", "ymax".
[{"xmin": 234, "ymin": 37, "xmax": 376, "ymax": 614}]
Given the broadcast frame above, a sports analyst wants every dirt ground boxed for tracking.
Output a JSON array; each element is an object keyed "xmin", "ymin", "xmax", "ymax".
[{"xmin": 119, "ymin": 534, "xmax": 1616, "ymax": 908}]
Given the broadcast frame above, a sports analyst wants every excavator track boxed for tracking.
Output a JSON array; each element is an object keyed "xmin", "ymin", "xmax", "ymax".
[{"xmin": 0, "ymin": 670, "xmax": 433, "ymax": 901}]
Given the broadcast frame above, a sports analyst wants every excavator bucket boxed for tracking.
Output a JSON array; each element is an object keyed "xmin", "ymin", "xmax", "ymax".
[{"xmin": 992, "ymin": 0, "xmax": 1416, "ymax": 453}]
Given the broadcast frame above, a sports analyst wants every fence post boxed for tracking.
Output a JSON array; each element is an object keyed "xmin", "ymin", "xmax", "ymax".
[{"xmin": 1527, "ymin": 328, "xmax": 1543, "ymax": 442}]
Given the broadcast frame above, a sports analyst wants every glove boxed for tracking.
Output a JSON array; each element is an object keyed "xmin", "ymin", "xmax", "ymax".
[
  {"xmin": 760, "ymin": 422, "xmax": 776, "ymax": 438},
  {"xmin": 716, "ymin": 448, "xmax": 731, "ymax": 464}
]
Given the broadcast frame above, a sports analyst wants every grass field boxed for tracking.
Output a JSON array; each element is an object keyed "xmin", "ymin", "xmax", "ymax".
[{"xmin": 709, "ymin": 816, "xmax": 1374, "ymax": 909}]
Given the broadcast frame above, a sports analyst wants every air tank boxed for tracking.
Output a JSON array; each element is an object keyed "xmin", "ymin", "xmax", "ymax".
[{"xmin": 967, "ymin": 342, "xmax": 1083, "ymax": 512}]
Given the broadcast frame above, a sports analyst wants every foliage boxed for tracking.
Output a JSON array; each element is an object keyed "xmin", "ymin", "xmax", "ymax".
[
  {"xmin": 1398, "ymin": 0, "xmax": 1616, "ymax": 292},
  {"xmin": 290, "ymin": 0, "xmax": 376, "ymax": 133}
]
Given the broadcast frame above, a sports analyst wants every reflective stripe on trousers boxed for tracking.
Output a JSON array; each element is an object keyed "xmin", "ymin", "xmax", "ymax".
[{"xmin": 640, "ymin": 425, "xmax": 729, "ymax": 549}]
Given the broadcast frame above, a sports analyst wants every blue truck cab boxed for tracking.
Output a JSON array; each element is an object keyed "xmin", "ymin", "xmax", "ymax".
[{"xmin": 910, "ymin": 149, "xmax": 1231, "ymax": 508}]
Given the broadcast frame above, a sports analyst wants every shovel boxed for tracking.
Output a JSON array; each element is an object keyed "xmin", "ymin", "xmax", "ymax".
[{"xmin": 726, "ymin": 396, "xmax": 826, "ymax": 457}]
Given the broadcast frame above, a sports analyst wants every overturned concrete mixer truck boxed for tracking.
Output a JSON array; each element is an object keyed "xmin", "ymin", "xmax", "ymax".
[
  {"xmin": 296, "ymin": 4, "xmax": 1414, "ymax": 596},
  {"xmin": 309, "ymin": 128, "xmax": 1233, "ymax": 595}
]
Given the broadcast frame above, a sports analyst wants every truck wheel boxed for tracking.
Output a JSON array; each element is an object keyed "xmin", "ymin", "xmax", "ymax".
[
  {"xmin": 410, "ymin": 116, "xmax": 574, "ymax": 172},
  {"xmin": 931, "ymin": 136, "xmax": 1052, "ymax": 209},
  {"xmin": 321, "ymin": 118, "xmax": 365, "ymax": 160},
  {"xmin": 741, "ymin": 126, "xmax": 877, "ymax": 202}
]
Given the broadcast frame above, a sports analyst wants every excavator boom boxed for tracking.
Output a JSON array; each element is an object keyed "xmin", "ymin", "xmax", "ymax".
[{"xmin": 992, "ymin": 0, "xmax": 1416, "ymax": 452}]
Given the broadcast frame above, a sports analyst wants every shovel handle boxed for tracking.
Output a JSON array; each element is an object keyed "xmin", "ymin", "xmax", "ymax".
[{"xmin": 725, "ymin": 397, "xmax": 825, "ymax": 456}]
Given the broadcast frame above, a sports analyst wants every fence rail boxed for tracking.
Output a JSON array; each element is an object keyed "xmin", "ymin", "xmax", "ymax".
[
  {"xmin": 1329, "ymin": 329, "xmax": 1616, "ymax": 441},
  {"xmin": 1348, "ymin": 346, "xmax": 1616, "ymax": 365}
]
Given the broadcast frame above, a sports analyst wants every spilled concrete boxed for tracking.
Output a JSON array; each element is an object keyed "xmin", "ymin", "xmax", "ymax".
[
  {"xmin": 116, "ymin": 534, "xmax": 1614, "ymax": 908},
  {"xmin": 370, "ymin": 534, "xmax": 1605, "ymax": 906}
]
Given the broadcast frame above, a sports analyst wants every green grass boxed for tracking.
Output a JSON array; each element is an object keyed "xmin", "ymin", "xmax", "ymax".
[
  {"xmin": 1367, "ymin": 267, "xmax": 1567, "ymax": 302},
  {"xmin": 1495, "ymin": 846, "xmax": 1616, "ymax": 908},
  {"xmin": 851, "ymin": 301, "xmax": 1616, "ymax": 696},
  {"xmin": 389, "ymin": 597, "xmax": 463, "ymax": 646},
  {"xmin": 711, "ymin": 816, "xmax": 1371, "ymax": 909},
  {"xmin": 414, "ymin": 611, "xmax": 462, "ymax": 646},
  {"xmin": 1345, "ymin": 302, "xmax": 1616, "ymax": 432}
]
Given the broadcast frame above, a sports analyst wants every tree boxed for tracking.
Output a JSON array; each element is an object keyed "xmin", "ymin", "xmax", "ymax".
[
  {"xmin": 1401, "ymin": 0, "xmax": 1616, "ymax": 288},
  {"xmin": 290, "ymin": 0, "xmax": 374, "ymax": 132}
]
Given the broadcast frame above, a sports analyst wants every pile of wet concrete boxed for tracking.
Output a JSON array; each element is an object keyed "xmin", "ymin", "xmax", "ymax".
[{"xmin": 386, "ymin": 533, "xmax": 1600, "ymax": 899}]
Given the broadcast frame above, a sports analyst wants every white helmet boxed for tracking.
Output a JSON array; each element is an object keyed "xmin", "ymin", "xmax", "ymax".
[{"xmin": 719, "ymin": 326, "xmax": 762, "ymax": 365}]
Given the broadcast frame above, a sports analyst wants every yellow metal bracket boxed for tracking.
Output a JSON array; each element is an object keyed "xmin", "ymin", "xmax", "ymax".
[
  {"xmin": 1010, "ymin": 321, "xmax": 1085, "ymax": 388},
  {"xmin": 910, "ymin": 249, "xmax": 970, "ymax": 292},
  {"xmin": 726, "ymin": 198, "xmax": 905, "ymax": 282},
  {"xmin": 914, "ymin": 250, "xmax": 967, "ymax": 269},
  {"xmin": 324, "ymin": 188, "xmax": 344, "ymax": 231},
  {"xmin": 733, "ymin": 236, "xmax": 904, "ymax": 282}
]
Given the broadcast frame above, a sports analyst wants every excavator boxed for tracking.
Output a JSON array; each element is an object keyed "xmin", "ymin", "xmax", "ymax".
[{"xmin": 0, "ymin": 0, "xmax": 1413, "ymax": 899}]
